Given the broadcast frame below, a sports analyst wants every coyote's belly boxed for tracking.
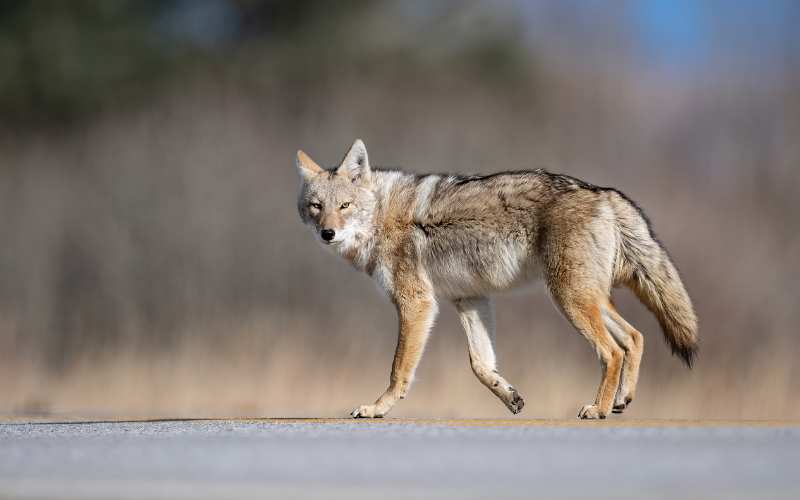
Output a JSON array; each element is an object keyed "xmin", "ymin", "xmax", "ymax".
[{"xmin": 423, "ymin": 238, "xmax": 540, "ymax": 299}]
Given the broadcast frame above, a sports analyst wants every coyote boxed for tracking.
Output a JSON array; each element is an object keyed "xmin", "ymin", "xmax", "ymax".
[{"xmin": 295, "ymin": 139, "xmax": 697, "ymax": 419}]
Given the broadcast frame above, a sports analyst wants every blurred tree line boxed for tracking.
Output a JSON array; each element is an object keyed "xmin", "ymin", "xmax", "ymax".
[{"xmin": 0, "ymin": 0, "xmax": 529, "ymax": 128}]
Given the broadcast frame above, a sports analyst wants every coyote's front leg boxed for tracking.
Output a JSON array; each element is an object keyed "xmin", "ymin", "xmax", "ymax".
[
  {"xmin": 454, "ymin": 297, "xmax": 524, "ymax": 414},
  {"xmin": 351, "ymin": 290, "xmax": 437, "ymax": 418}
]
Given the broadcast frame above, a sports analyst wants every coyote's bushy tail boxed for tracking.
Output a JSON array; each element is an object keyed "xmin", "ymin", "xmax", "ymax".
[{"xmin": 615, "ymin": 195, "xmax": 698, "ymax": 366}]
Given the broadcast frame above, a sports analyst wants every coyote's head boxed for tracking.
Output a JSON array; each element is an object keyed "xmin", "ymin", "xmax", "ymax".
[{"xmin": 295, "ymin": 139, "xmax": 377, "ymax": 253}]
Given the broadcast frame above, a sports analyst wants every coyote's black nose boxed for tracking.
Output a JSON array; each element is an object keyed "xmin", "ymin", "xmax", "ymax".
[{"xmin": 321, "ymin": 229, "xmax": 335, "ymax": 241}]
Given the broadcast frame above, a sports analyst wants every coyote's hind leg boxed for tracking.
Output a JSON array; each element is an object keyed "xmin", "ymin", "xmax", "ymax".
[
  {"xmin": 602, "ymin": 302, "xmax": 644, "ymax": 413},
  {"xmin": 550, "ymin": 292, "xmax": 623, "ymax": 419},
  {"xmin": 454, "ymin": 297, "xmax": 524, "ymax": 415}
]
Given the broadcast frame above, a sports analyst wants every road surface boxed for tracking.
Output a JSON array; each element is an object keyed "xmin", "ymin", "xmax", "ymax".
[{"xmin": 1, "ymin": 418, "xmax": 798, "ymax": 499}]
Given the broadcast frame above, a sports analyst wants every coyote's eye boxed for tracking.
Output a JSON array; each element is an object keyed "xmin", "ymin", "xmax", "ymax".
[
  {"xmin": 309, "ymin": 202, "xmax": 322, "ymax": 210},
  {"xmin": 340, "ymin": 202, "xmax": 351, "ymax": 210}
]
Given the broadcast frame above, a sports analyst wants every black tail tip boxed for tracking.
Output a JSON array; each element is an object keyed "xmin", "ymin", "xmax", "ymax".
[{"xmin": 673, "ymin": 345, "xmax": 697, "ymax": 368}]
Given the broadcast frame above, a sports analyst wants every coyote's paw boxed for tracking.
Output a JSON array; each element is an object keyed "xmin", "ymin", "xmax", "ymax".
[
  {"xmin": 577, "ymin": 404, "xmax": 606, "ymax": 420},
  {"xmin": 504, "ymin": 388, "xmax": 525, "ymax": 415},
  {"xmin": 612, "ymin": 395, "xmax": 633, "ymax": 414},
  {"xmin": 350, "ymin": 404, "xmax": 386, "ymax": 419}
]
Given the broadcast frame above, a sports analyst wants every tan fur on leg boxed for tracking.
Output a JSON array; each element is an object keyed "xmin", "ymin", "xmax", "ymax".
[
  {"xmin": 553, "ymin": 296, "xmax": 623, "ymax": 419},
  {"xmin": 351, "ymin": 280, "xmax": 437, "ymax": 418},
  {"xmin": 603, "ymin": 301, "xmax": 644, "ymax": 412}
]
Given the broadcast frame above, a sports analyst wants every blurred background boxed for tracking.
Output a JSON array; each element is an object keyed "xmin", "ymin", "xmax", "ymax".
[{"xmin": 1, "ymin": 0, "xmax": 798, "ymax": 419}]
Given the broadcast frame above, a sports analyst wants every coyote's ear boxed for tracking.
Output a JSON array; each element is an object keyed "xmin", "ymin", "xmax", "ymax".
[
  {"xmin": 296, "ymin": 150, "xmax": 324, "ymax": 182},
  {"xmin": 336, "ymin": 139, "xmax": 370, "ymax": 183}
]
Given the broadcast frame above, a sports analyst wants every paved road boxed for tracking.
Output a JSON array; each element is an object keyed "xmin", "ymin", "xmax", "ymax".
[{"xmin": 1, "ymin": 418, "xmax": 798, "ymax": 499}]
